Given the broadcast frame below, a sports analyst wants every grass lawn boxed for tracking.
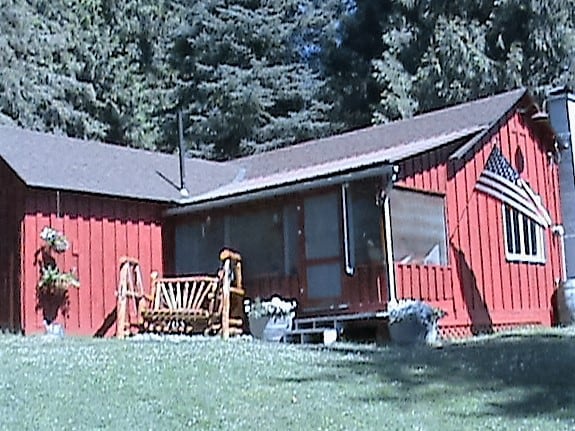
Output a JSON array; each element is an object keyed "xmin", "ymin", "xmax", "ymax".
[{"xmin": 1, "ymin": 329, "xmax": 575, "ymax": 431}]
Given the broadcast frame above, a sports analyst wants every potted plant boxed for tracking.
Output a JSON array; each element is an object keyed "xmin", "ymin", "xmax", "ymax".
[
  {"xmin": 35, "ymin": 227, "xmax": 79, "ymax": 325},
  {"xmin": 387, "ymin": 299, "xmax": 447, "ymax": 346},
  {"xmin": 245, "ymin": 296, "xmax": 297, "ymax": 342},
  {"xmin": 38, "ymin": 265, "xmax": 80, "ymax": 295},
  {"xmin": 40, "ymin": 226, "xmax": 69, "ymax": 253}
]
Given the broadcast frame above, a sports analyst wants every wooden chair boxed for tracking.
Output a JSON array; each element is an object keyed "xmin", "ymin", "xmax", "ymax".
[
  {"xmin": 140, "ymin": 274, "xmax": 220, "ymax": 335},
  {"xmin": 134, "ymin": 248, "xmax": 246, "ymax": 337}
]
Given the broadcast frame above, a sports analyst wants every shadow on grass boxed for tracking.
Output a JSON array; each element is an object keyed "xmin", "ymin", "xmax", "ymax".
[{"xmin": 279, "ymin": 332, "xmax": 575, "ymax": 419}]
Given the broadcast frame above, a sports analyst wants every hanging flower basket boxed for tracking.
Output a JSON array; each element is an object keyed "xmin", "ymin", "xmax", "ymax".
[
  {"xmin": 35, "ymin": 227, "xmax": 79, "ymax": 323},
  {"xmin": 40, "ymin": 227, "xmax": 69, "ymax": 253},
  {"xmin": 37, "ymin": 265, "xmax": 80, "ymax": 295}
]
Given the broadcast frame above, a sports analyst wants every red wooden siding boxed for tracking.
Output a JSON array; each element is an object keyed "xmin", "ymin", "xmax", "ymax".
[
  {"xmin": 245, "ymin": 263, "xmax": 388, "ymax": 315},
  {"xmin": 20, "ymin": 190, "xmax": 164, "ymax": 336},
  {"xmin": 0, "ymin": 161, "xmax": 25, "ymax": 332},
  {"xmin": 342, "ymin": 264, "xmax": 387, "ymax": 312},
  {"xmin": 395, "ymin": 110, "xmax": 562, "ymax": 335},
  {"xmin": 246, "ymin": 274, "xmax": 301, "ymax": 302}
]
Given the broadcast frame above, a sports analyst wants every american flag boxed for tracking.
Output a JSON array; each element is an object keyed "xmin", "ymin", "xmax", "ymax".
[{"xmin": 475, "ymin": 146, "xmax": 551, "ymax": 227}]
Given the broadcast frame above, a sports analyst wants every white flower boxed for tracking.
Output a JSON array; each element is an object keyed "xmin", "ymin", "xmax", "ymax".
[
  {"xmin": 246, "ymin": 296, "xmax": 297, "ymax": 319},
  {"xmin": 39, "ymin": 226, "xmax": 69, "ymax": 253}
]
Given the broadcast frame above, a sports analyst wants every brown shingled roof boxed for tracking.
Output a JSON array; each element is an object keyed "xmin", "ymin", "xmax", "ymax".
[
  {"xmin": 179, "ymin": 87, "xmax": 527, "ymax": 206},
  {"xmin": 0, "ymin": 126, "xmax": 239, "ymax": 202},
  {"xmin": 0, "ymin": 88, "xmax": 529, "ymax": 206}
]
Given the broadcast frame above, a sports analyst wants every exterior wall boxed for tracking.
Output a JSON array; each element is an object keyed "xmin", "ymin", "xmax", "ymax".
[
  {"xmin": 21, "ymin": 190, "xmax": 164, "ymax": 336},
  {"xmin": 165, "ymin": 105, "xmax": 562, "ymax": 337},
  {"xmin": 0, "ymin": 161, "xmax": 25, "ymax": 332},
  {"xmin": 395, "ymin": 110, "xmax": 563, "ymax": 336}
]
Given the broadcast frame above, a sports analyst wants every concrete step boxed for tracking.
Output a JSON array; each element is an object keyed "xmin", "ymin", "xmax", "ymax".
[{"xmin": 284, "ymin": 327, "xmax": 339, "ymax": 345}]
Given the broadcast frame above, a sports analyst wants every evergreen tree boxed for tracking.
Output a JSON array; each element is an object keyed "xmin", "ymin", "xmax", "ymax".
[
  {"xmin": 372, "ymin": 0, "xmax": 575, "ymax": 123},
  {"xmin": 0, "ymin": 0, "xmax": 180, "ymax": 149},
  {"xmin": 0, "ymin": 0, "xmax": 106, "ymax": 137},
  {"xmin": 322, "ymin": 0, "xmax": 391, "ymax": 130},
  {"xmin": 168, "ymin": 0, "xmax": 334, "ymax": 160}
]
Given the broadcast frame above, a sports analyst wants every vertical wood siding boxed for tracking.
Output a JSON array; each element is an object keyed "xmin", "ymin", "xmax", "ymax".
[
  {"xmin": 0, "ymin": 161, "xmax": 25, "ymax": 332},
  {"xmin": 395, "ymin": 110, "xmax": 562, "ymax": 333},
  {"xmin": 21, "ymin": 190, "xmax": 164, "ymax": 336}
]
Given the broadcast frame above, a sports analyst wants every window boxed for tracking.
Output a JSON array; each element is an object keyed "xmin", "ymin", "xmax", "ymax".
[
  {"xmin": 348, "ymin": 180, "xmax": 384, "ymax": 265},
  {"xmin": 174, "ymin": 204, "xmax": 299, "ymax": 278},
  {"xmin": 174, "ymin": 216, "xmax": 224, "ymax": 275},
  {"xmin": 389, "ymin": 188, "xmax": 448, "ymax": 266},
  {"xmin": 228, "ymin": 208, "xmax": 285, "ymax": 276},
  {"xmin": 502, "ymin": 205, "xmax": 545, "ymax": 263}
]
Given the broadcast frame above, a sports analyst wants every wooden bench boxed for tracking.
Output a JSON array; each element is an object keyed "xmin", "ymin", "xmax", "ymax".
[
  {"xmin": 140, "ymin": 274, "xmax": 220, "ymax": 335},
  {"xmin": 135, "ymin": 248, "xmax": 246, "ymax": 337}
]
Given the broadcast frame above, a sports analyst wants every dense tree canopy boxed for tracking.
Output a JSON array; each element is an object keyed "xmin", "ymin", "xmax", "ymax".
[
  {"xmin": 370, "ymin": 0, "xmax": 575, "ymax": 124},
  {"xmin": 165, "ymin": 0, "xmax": 336, "ymax": 159},
  {"xmin": 0, "ymin": 0, "xmax": 574, "ymax": 158}
]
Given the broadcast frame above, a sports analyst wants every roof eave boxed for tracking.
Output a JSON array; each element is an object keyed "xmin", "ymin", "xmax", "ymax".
[
  {"xmin": 165, "ymin": 162, "xmax": 395, "ymax": 217},
  {"xmin": 449, "ymin": 88, "xmax": 529, "ymax": 160}
]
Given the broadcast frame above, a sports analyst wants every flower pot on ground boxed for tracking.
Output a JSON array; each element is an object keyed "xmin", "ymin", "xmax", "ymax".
[
  {"xmin": 245, "ymin": 296, "xmax": 297, "ymax": 342},
  {"xmin": 387, "ymin": 299, "xmax": 447, "ymax": 346}
]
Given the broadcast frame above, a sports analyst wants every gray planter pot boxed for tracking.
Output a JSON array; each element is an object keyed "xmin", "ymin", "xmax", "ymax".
[
  {"xmin": 249, "ymin": 315, "xmax": 292, "ymax": 342},
  {"xmin": 389, "ymin": 315, "xmax": 439, "ymax": 345},
  {"xmin": 558, "ymin": 278, "xmax": 575, "ymax": 325}
]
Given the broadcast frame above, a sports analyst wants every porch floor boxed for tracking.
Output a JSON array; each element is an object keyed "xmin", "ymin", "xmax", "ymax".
[{"xmin": 286, "ymin": 311, "xmax": 389, "ymax": 344}]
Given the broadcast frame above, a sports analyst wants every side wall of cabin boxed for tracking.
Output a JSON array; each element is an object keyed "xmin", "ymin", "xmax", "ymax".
[
  {"xmin": 395, "ymin": 111, "xmax": 563, "ymax": 336},
  {"xmin": 0, "ymin": 160, "xmax": 25, "ymax": 332},
  {"xmin": 20, "ymin": 190, "xmax": 165, "ymax": 336}
]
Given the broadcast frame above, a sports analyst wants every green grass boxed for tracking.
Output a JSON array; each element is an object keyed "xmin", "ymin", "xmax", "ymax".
[{"xmin": 2, "ymin": 329, "xmax": 575, "ymax": 431}]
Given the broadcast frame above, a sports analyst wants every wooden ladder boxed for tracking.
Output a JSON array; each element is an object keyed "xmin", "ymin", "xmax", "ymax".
[{"xmin": 116, "ymin": 257, "xmax": 146, "ymax": 339}]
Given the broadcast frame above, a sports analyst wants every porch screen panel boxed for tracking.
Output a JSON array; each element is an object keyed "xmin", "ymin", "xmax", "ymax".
[
  {"xmin": 228, "ymin": 208, "xmax": 284, "ymax": 276},
  {"xmin": 350, "ymin": 180, "xmax": 384, "ymax": 264},
  {"xmin": 304, "ymin": 193, "xmax": 342, "ymax": 299},
  {"xmin": 283, "ymin": 204, "xmax": 299, "ymax": 275},
  {"xmin": 390, "ymin": 188, "xmax": 447, "ymax": 265},
  {"xmin": 174, "ymin": 217, "xmax": 224, "ymax": 274},
  {"xmin": 304, "ymin": 193, "xmax": 340, "ymax": 259},
  {"xmin": 307, "ymin": 263, "xmax": 341, "ymax": 299}
]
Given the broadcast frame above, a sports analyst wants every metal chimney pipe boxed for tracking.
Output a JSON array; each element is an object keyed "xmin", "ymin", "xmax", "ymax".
[{"xmin": 178, "ymin": 111, "xmax": 189, "ymax": 197}]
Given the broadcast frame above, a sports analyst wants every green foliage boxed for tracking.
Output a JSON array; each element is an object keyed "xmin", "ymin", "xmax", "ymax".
[
  {"xmin": 0, "ymin": 0, "xmax": 180, "ymax": 148},
  {"xmin": 1, "ymin": 0, "xmax": 575, "ymax": 158},
  {"xmin": 371, "ymin": 0, "xmax": 575, "ymax": 123},
  {"xmin": 167, "ymin": 0, "xmax": 335, "ymax": 159},
  {"xmin": 322, "ymin": 0, "xmax": 391, "ymax": 130},
  {"xmin": 38, "ymin": 265, "xmax": 80, "ymax": 293}
]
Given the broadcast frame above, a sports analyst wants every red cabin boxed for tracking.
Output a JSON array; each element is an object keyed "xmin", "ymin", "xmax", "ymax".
[{"xmin": 0, "ymin": 88, "xmax": 564, "ymax": 337}]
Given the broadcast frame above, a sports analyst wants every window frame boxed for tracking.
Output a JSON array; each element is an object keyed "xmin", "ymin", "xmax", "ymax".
[
  {"xmin": 501, "ymin": 204, "xmax": 546, "ymax": 264},
  {"xmin": 389, "ymin": 186, "xmax": 449, "ymax": 266}
]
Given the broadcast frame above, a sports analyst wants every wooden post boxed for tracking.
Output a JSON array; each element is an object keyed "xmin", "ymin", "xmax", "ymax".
[
  {"xmin": 382, "ymin": 194, "xmax": 397, "ymax": 304},
  {"xmin": 150, "ymin": 272, "xmax": 159, "ymax": 310},
  {"xmin": 116, "ymin": 263, "xmax": 128, "ymax": 339},
  {"xmin": 221, "ymin": 259, "xmax": 231, "ymax": 339}
]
